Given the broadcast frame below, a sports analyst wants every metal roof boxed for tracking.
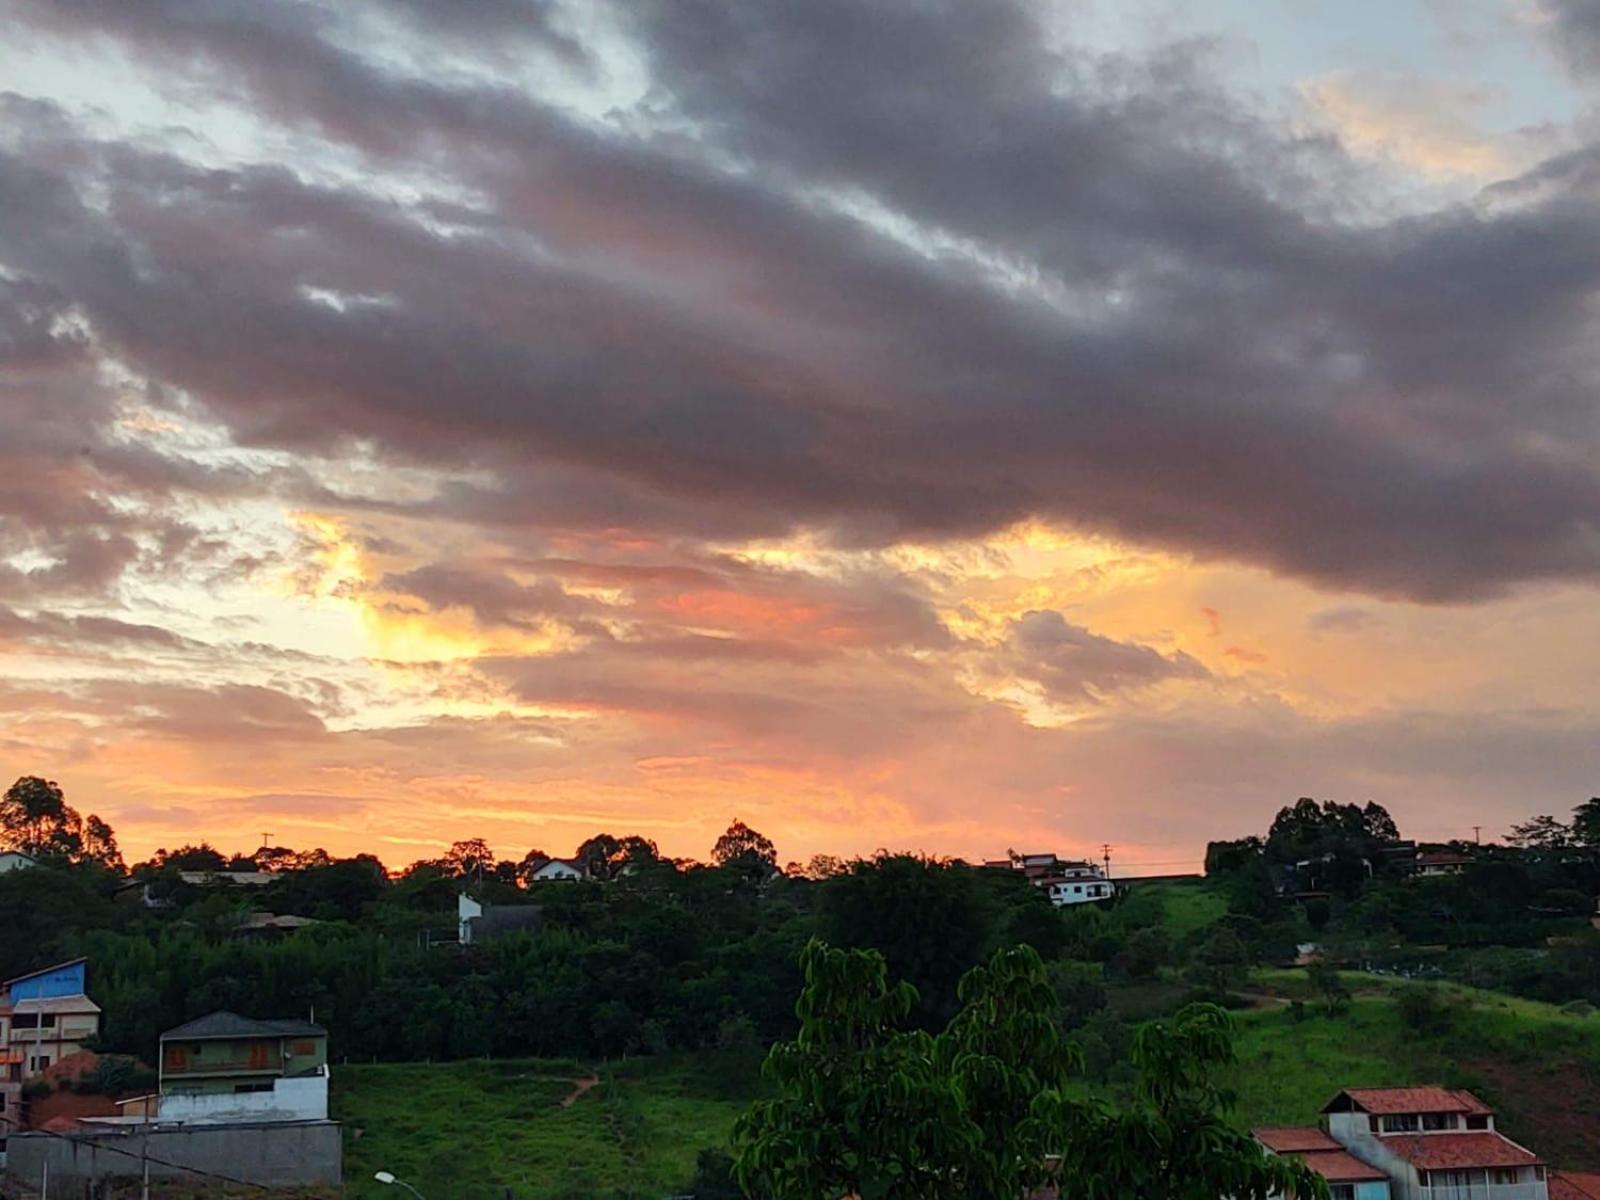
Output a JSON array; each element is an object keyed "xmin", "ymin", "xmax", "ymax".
[
  {"xmin": 1, "ymin": 957, "xmax": 87, "ymax": 988},
  {"xmin": 160, "ymin": 1011, "xmax": 326, "ymax": 1041}
]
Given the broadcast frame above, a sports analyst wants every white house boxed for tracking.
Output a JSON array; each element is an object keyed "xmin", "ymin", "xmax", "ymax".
[
  {"xmin": 1413, "ymin": 852, "xmax": 1472, "ymax": 879},
  {"xmin": 1043, "ymin": 873, "xmax": 1113, "ymax": 907},
  {"xmin": 0, "ymin": 852, "xmax": 38, "ymax": 874},
  {"xmin": 525, "ymin": 857, "xmax": 585, "ymax": 882},
  {"xmin": 1322, "ymin": 1087, "xmax": 1547, "ymax": 1200}
]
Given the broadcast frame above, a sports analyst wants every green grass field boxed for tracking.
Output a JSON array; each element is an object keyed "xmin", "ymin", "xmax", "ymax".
[
  {"xmin": 333, "ymin": 1053, "xmax": 764, "ymax": 1200},
  {"xmin": 331, "ymin": 973, "xmax": 1600, "ymax": 1197},
  {"xmin": 1137, "ymin": 880, "xmax": 1229, "ymax": 939}
]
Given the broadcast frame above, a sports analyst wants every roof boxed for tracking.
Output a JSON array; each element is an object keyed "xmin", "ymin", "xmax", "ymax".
[
  {"xmin": 469, "ymin": 905, "xmax": 544, "ymax": 938},
  {"xmin": 177, "ymin": 870, "xmax": 279, "ymax": 886},
  {"xmin": 1255, "ymin": 1127, "xmax": 1341, "ymax": 1153},
  {"xmin": 5, "ymin": 994, "xmax": 102, "ymax": 1015},
  {"xmin": 2, "ymin": 957, "xmax": 87, "ymax": 988},
  {"xmin": 1382, "ymin": 1132, "xmax": 1541, "ymax": 1171},
  {"xmin": 1553, "ymin": 1172, "xmax": 1600, "ymax": 1200},
  {"xmin": 235, "ymin": 912, "xmax": 321, "ymax": 931},
  {"xmin": 1253, "ymin": 1127, "xmax": 1387, "ymax": 1183},
  {"xmin": 1416, "ymin": 852, "xmax": 1473, "ymax": 867},
  {"xmin": 1324, "ymin": 1086, "xmax": 1492, "ymax": 1115},
  {"xmin": 160, "ymin": 1011, "xmax": 326, "ymax": 1042},
  {"xmin": 0, "ymin": 850, "xmax": 38, "ymax": 862}
]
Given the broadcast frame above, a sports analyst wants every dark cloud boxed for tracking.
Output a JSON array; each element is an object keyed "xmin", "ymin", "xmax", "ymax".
[
  {"xmin": 0, "ymin": 0, "xmax": 1598, "ymax": 603},
  {"xmin": 1008, "ymin": 609, "xmax": 1208, "ymax": 701},
  {"xmin": 1535, "ymin": 0, "xmax": 1600, "ymax": 79}
]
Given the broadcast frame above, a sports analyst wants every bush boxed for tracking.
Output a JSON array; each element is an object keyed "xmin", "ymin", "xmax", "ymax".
[
  {"xmin": 74, "ymin": 1054, "xmax": 158, "ymax": 1097},
  {"xmin": 1396, "ymin": 984, "xmax": 1461, "ymax": 1036},
  {"xmin": 22, "ymin": 1079, "xmax": 51, "ymax": 1100},
  {"xmin": 687, "ymin": 1148, "xmax": 747, "ymax": 1200}
]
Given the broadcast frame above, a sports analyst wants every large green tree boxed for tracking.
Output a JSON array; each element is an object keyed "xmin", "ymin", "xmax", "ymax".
[{"xmin": 735, "ymin": 940, "xmax": 1324, "ymax": 1200}]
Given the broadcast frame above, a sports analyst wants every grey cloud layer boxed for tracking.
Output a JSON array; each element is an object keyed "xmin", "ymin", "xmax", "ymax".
[{"xmin": 2, "ymin": 0, "xmax": 1600, "ymax": 600}]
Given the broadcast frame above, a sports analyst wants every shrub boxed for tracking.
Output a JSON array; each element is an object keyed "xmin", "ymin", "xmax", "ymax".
[{"xmin": 1396, "ymin": 984, "xmax": 1461, "ymax": 1036}]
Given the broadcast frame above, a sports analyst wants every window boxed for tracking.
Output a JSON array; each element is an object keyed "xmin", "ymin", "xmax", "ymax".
[
  {"xmin": 1073, "ymin": 885, "xmax": 1083, "ymax": 894},
  {"xmin": 1490, "ymin": 1169, "xmax": 1520, "ymax": 1186},
  {"xmin": 11, "ymin": 1014, "xmax": 38, "ymax": 1030},
  {"xmin": 1466, "ymin": 1115, "xmax": 1489, "ymax": 1130},
  {"xmin": 1422, "ymin": 1113, "xmax": 1455, "ymax": 1131},
  {"xmin": 1329, "ymin": 1186, "xmax": 1354, "ymax": 1200},
  {"xmin": 1380, "ymin": 1114, "xmax": 1419, "ymax": 1133},
  {"xmin": 29, "ymin": 1055, "xmax": 50, "ymax": 1072}
]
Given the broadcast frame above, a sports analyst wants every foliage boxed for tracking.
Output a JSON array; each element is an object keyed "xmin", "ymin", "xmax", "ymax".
[
  {"xmin": 1306, "ymin": 960, "xmax": 1351, "ymax": 1014},
  {"xmin": 71, "ymin": 1054, "xmax": 158, "ymax": 1096},
  {"xmin": 1, "ymin": 776, "xmax": 122, "ymax": 868},
  {"xmin": 736, "ymin": 941, "xmax": 1321, "ymax": 1200},
  {"xmin": 711, "ymin": 821, "xmax": 778, "ymax": 876}
]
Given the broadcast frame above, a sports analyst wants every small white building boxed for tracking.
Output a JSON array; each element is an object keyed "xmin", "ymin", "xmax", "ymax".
[
  {"xmin": 983, "ymin": 851, "xmax": 1114, "ymax": 906},
  {"xmin": 524, "ymin": 857, "xmax": 585, "ymax": 882},
  {"xmin": 1043, "ymin": 873, "xmax": 1113, "ymax": 907},
  {"xmin": 0, "ymin": 852, "xmax": 38, "ymax": 874}
]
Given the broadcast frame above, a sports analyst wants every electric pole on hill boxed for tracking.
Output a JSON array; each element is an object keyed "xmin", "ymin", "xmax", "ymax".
[{"xmin": 1101, "ymin": 843, "xmax": 1112, "ymax": 879}]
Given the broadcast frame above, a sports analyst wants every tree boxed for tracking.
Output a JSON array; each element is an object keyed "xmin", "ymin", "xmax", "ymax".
[
  {"xmin": 148, "ymin": 843, "xmax": 227, "ymax": 871},
  {"xmin": 1508, "ymin": 814, "xmax": 1572, "ymax": 851},
  {"xmin": 735, "ymin": 940, "xmax": 1322, "ymax": 1200},
  {"xmin": 1571, "ymin": 799, "xmax": 1600, "ymax": 850},
  {"xmin": 1306, "ymin": 960, "xmax": 1350, "ymax": 1014},
  {"xmin": 712, "ymin": 820, "xmax": 777, "ymax": 875},
  {"xmin": 574, "ymin": 833, "xmax": 622, "ymax": 880},
  {"xmin": 440, "ymin": 838, "xmax": 496, "ymax": 880},
  {"xmin": 0, "ymin": 777, "xmax": 118, "ymax": 866},
  {"xmin": 1044, "ymin": 1004, "xmax": 1328, "ymax": 1199}
]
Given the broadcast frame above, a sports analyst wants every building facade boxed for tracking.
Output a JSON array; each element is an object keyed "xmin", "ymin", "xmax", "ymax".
[
  {"xmin": 157, "ymin": 1013, "xmax": 328, "ymax": 1124},
  {"xmin": 0, "ymin": 959, "xmax": 102, "ymax": 1128},
  {"xmin": 1321, "ymin": 1087, "xmax": 1548, "ymax": 1200}
]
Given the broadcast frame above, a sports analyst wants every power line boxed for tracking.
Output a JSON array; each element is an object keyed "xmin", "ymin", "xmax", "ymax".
[{"xmin": 0, "ymin": 1112, "xmax": 276, "ymax": 1193}]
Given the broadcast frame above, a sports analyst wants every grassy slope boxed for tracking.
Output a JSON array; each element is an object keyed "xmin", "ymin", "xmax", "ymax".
[
  {"xmin": 334, "ymin": 1054, "xmax": 761, "ymax": 1200},
  {"xmin": 1140, "ymin": 880, "xmax": 1229, "ymax": 939}
]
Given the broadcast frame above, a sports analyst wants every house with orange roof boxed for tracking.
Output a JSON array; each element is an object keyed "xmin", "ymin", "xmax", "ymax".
[
  {"xmin": 1321, "ymin": 1087, "xmax": 1549, "ymax": 1200},
  {"xmin": 1254, "ymin": 1125, "xmax": 1392, "ymax": 1200}
]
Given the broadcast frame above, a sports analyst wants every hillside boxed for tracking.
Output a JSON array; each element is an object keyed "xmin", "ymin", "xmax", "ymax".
[
  {"xmin": 330, "ymin": 974, "xmax": 1600, "ymax": 1199},
  {"xmin": 333, "ymin": 1052, "xmax": 764, "ymax": 1200}
]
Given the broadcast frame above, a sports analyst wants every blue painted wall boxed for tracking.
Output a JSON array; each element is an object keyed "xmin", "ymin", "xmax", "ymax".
[{"xmin": 8, "ymin": 961, "xmax": 86, "ymax": 1000}]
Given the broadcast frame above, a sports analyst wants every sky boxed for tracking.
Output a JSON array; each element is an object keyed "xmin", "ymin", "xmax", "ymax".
[{"xmin": 2, "ymin": 0, "xmax": 1600, "ymax": 871}]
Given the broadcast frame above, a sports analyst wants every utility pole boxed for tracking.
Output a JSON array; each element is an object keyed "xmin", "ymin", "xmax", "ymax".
[
  {"xmin": 261, "ymin": 831, "xmax": 274, "ymax": 849},
  {"xmin": 1101, "ymin": 843, "xmax": 1112, "ymax": 878},
  {"xmin": 1472, "ymin": 826, "xmax": 1482, "ymax": 845}
]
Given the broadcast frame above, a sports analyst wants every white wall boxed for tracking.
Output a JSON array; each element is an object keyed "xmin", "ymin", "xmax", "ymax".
[{"xmin": 158, "ymin": 1071, "xmax": 328, "ymax": 1125}]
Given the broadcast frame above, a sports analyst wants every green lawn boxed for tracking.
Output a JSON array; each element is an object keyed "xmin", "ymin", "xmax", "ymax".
[
  {"xmin": 1139, "ymin": 880, "xmax": 1228, "ymax": 939},
  {"xmin": 333, "ymin": 1053, "xmax": 764, "ymax": 1200}
]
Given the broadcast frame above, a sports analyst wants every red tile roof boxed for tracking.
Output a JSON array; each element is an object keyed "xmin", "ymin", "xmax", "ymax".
[
  {"xmin": 1254, "ymin": 1127, "xmax": 1387, "ymax": 1183},
  {"xmin": 1301, "ymin": 1151, "xmax": 1390, "ymax": 1183},
  {"xmin": 1552, "ymin": 1172, "xmax": 1600, "ymax": 1200},
  {"xmin": 1255, "ymin": 1127, "xmax": 1342, "ymax": 1153},
  {"xmin": 1326, "ymin": 1086, "xmax": 1492, "ymax": 1115},
  {"xmin": 1383, "ymin": 1132, "xmax": 1541, "ymax": 1170}
]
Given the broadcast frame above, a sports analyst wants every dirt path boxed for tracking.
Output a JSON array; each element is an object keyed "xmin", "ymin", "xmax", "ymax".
[{"xmin": 561, "ymin": 1074, "xmax": 600, "ymax": 1107}]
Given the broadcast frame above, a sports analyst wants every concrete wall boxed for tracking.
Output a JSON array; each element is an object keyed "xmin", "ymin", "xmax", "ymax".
[
  {"xmin": 4, "ymin": 1120, "xmax": 342, "ymax": 1192},
  {"xmin": 157, "ymin": 1072, "xmax": 327, "ymax": 1124}
]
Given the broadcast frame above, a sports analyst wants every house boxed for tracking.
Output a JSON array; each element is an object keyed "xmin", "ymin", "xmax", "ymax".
[
  {"xmin": 1322, "ymin": 1086, "xmax": 1548, "ymax": 1200},
  {"xmin": 155, "ymin": 1012, "xmax": 328, "ymax": 1124},
  {"xmin": 0, "ymin": 959, "xmax": 102, "ymax": 1127},
  {"xmin": 231, "ymin": 913, "xmax": 321, "ymax": 938},
  {"xmin": 0, "ymin": 851, "xmax": 38, "ymax": 874},
  {"xmin": 456, "ymin": 894, "xmax": 543, "ymax": 946},
  {"xmin": 1255, "ymin": 1126, "xmax": 1391, "ymax": 1200},
  {"xmin": 1413, "ymin": 852, "xmax": 1472, "ymax": 878},
  {"xmin": 984, "ymin": 852, "xmax": 1115, "ymax": 906},
  {"xmin": 1042, "ymin": 873, "xmax": 1113, "ymax": 907},
  {"xmin": 522, "ymin": 857, "xmax": 585, "ymax": 883}
]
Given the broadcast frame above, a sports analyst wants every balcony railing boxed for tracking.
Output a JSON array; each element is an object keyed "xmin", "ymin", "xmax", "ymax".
[
  {"xmin": 1421, "ymin": 1183, "xmax": 1544, "ymax": 1200},
  {"xmin": 162, "ymin": 1059, "xmax": 283, "ymax": 1076}
]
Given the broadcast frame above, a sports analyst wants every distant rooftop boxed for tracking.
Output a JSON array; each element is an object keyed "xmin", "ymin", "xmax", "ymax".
[
  {"xmin": 1324, "ymin": 1086, "xmax": 1492, "ymax": 1115},
  {"xmin": 161, "ymin": 1011, "xmax": 326, "ymax": 1042}
]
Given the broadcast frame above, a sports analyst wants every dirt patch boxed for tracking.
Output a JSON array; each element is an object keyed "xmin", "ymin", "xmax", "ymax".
[
  {"xmin": 561, "ymin": 1075, "xmax": 600, "ymax": 1107},
  {"xmin": 1462, "ymin": 1056, "xmax": 1600, "ymax": 1170}
]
